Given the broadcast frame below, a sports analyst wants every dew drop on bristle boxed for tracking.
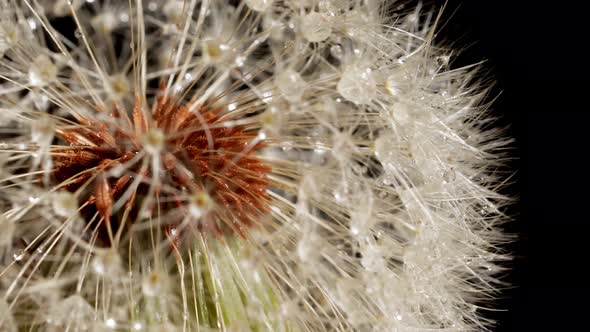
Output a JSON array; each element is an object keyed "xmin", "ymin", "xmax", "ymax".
[
  {"xmin": 91, "ymin": 12, "xmax": 118, "ymax": 33},
  {"xmin": 142, "ymin": 128, "xmax": 165, "ymax": 155},
  {"xmin": 301, "ymin": 12, "xmax": 332, "ymax": 42},
  {"xmin": 275, "ymin": 69, "xmax": 307, "ymax": 103},
  {"xmin": 337, "ymin": 66, "xmax": 377, "ymax": 105},
  {"xmin": 245, "ymin": 0, "xmax": 273, "ymax": 12},
  {"xmin": 162, "ymin": 0, "xmax": 186, "ymax": 21},
  {"xmin": 31, "ymin": 115, "xmax": 55, "ymax": 146},
  {"xmin": 52, "ymin": 192, "xmax": 78, "ymax": 218},
  {"xmin": 28, "ymin": 54, "xmax": 58, "ymax": 87},
  {"xmin": 142, "ymin": 271, "xmax": 163, "ymax": 297},
  {"xmin": 330, "ymin": 44, "xmax": 344, "ymax": 60},
  {"xmin": 12, "ymin": 249, "xmax": 25, "ymax": 261},
  {"xmin": 92, "ymin": 250, "xmax": 122, "ymax": 276},
  {"xmin": 0, "ymin": 24, "xmax": 20, "ymax": 56},
  {"xmin": 189, "ymin": 192, "xmax": 213, "ymax": 219}
]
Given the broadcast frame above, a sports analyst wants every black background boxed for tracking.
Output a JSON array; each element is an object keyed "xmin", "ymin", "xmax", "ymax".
[{"xmin": 439, "ymin": 0, "xmax": 586, "ymax": 330}]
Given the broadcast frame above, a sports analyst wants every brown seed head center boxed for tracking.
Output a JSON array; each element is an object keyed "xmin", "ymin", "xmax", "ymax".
[{"xmin": 53, "ymin": 91, "xmax": 270, "ymax": 241}]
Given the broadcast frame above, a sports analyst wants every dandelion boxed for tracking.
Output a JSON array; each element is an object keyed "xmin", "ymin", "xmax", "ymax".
[{"xmin": 0, "ymin": 1, "xmax": 513, "ymax": 331}]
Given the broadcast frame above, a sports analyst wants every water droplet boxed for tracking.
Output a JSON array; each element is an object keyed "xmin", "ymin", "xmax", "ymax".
[
  {"xmin": 142, "ymin": 271, "xmax": 163, "ymax": 297},
  {"xmin": 337, "ymin": 66, "xmax": 376, "ymax": 105},
  {"xmin": 105, "ymin": 318, "xmax": 117, "ymax": 328},
  {"xmin": 333, "ymin": 183, "xmax": 348, "ymax": 203},
  {"xmin": 52, "ymin": 0, "xmax": 85, "ymax": 17},
  {"xmin": 120, "ymin": 13, "xmax": 129, "ymax": 23},
  {"xmin": 12, "ymin": 250, "xmax": 24, "ymax": 261},
  {"xmin": 31, "ymin": 114, "xmax": 55, "ymax": 147},
  {"xmin": 234, "ymin": 54, "xmax": 246, "ymax": 67},
  {"xmin": 275, "ymin": 69, "xmax": 306, "ymax": 103},
  {"xmin": 335, "ymin": 278, "xmax": 368, "ymax": 325},
  {"xmin": 344, "ymin": 10, "xmax": 370, "ymax": 39},
  {"xmin": 202, "ymin": 40, "xmax": 228, "ymax": 64},
  {"xmin": 245, "ymin": 0, "xmax": 273, "ymax": 12},
  {"xmin": 385, "ymin": 72, "xmax": 411, "ymax": 97},
  {"xmin": 28, "ymin": 54, "xmax": 57, "ymax": 87},
  {"xmin": 436, "ymin": 55, "xmax": 450, "ymax": 68},
  {"xmin": 391, "ymin": 102, "xmax": 413, "ymax": 125},
  {"xmin": 261, "ymin": 90, "xmax": 273, "ymax": 103},
  {"xmin": 106, "ymin": 74, "xmax": 130, "ymax": 99},
  {"xmin": 189, "ymin": 192, "xmax": 213, "ymax": 218},
  {"xmin": 92, "ymin": 250, "xmax": 121, "ymax": 276},
  {"xmin": 132, "ymin": 321, "xmax": 144, "ymax": 331},
  {"xmin": 52, "ymin": 191, "xmax": 78, "ymax": 218},
  {"xmin": 297, "ymin": 232, "xmax": 323, "ymax": 263},
  {"xmin": 374, "ymin": 133, "xmax": 415, "ymax": 175},
  {"xmin": 361, "ymin": 246, "xmax": 385, "ymax": 272},
  {"xmin": 301, "ymin": 12, "xmax": 332, "ymax": 42},
  {"xmin": 280, "ymin": 301, "xmax": 299, "ymax": 318},
  {"xmin": 31, "ymin": 91, "xmax": 50, "ymax": 111},
  {"xmin": 319, "ymin": 0, "xmax": 347, "ymax": 16},
  {"xmin": 27, "ymin": 18, "xmax": 37, "ymax": 30},
  {"xmin": 142, "ymin": 128, "xmax": 165, "ymax": 155},
  {"xmin": 330, "ymin": 44, "xmax": 343, "ymax": 60},
  {"xmin": 442, "ymin": 168, "xmax": 456, "ymax": 183},
  {"xmin": 0, "ymin": 24, "xmax": 20, "ymax": 55}
]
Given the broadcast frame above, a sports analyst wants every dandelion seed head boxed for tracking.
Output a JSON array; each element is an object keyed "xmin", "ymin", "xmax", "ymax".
[{"xmin": 0, "ymin": 0, "xmax": 513, "ymax": 331}]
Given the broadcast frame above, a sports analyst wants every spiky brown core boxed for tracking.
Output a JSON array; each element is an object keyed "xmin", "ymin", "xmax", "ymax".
[{"xmin": 52, "ymin": 90, "xmax": 270, "ymax": 242}]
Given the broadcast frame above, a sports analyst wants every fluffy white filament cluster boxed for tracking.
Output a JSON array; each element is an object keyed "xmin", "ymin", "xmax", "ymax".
[{"xmin": 0, "ymin": 0, "xmax": 512, "ymax": 331}]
